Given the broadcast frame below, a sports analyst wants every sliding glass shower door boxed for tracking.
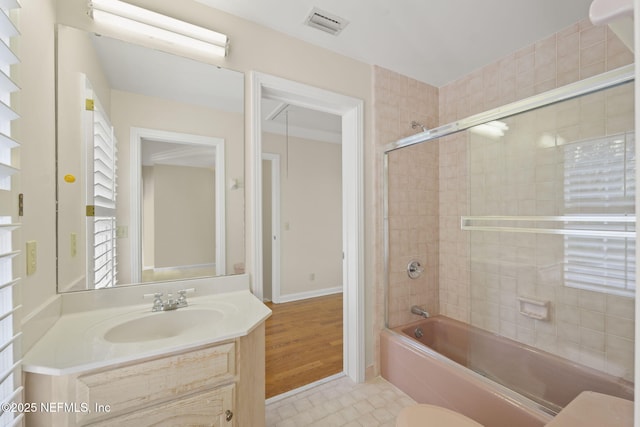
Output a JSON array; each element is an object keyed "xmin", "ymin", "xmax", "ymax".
[{"xmin": 465, "ymin": 81, "xmax": 635, "ymax": 412}]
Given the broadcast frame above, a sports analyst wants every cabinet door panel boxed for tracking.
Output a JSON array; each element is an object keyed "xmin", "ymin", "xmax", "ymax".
[
  {"xmin": 87, "ymin": 385, "xmax": 235, "ymax": 427},
  {"xmin": 76, "ymin": 343, "xmax": 235, "ymax": 424}
]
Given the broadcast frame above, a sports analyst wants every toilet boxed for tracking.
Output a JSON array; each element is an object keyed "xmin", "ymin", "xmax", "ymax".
[{"xmin": 396, "ymin": 404, "xmax": 484, "ymax": 427}]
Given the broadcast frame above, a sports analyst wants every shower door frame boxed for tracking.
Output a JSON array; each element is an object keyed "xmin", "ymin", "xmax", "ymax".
[{"xmin": 382, "ymin": 64, "xmax": 635, "ymax": 328}]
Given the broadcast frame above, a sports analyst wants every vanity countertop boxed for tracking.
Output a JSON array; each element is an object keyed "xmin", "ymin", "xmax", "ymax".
[{"xmin": 22, "ymin": 290, "xmax": 271, "ymax": 376}]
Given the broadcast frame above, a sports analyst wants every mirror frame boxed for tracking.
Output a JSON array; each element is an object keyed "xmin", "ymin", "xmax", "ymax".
[{"xmin": 130, "ymin": 127, "xmax": 227, "ymax": 282}]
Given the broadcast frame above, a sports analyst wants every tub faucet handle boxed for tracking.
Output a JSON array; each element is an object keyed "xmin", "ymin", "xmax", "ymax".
[{"xmin": 407, "ymin": 260, "xmax": 424, "ymax": 279}]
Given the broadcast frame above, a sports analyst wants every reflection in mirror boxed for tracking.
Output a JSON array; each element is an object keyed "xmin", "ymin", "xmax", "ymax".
[
  {"xmin": 135, "ymin": 130, "xmax": 225, "ymax": 283},
  {"xmin": 56, "ymin": 24, "xmax": 245, "ymax": 293}
]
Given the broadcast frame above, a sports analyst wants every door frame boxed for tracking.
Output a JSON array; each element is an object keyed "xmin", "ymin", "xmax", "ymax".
[
  {"xmin": 261, "ymin": 152, "xmax": 281, "ymax": 302},
  {"xmin": 249, "ymin": 72, "xmax": 365, "ymax": 382},
  {"xmin": 130, "ymin": 127, "xmax": 226, "ymax": 282}
]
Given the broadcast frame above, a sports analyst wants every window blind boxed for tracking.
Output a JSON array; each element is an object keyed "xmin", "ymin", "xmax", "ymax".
[
  {"xmin": 0, "ymin": 1, "xmax": 22, "ymax": 426},
  {"xmin": 563, "ymin": 132, "xmax": 636, "ymax": 296}
]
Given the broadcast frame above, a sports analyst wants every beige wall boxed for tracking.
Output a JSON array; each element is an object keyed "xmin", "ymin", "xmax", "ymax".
[
  {"xmin": 16, "ymin": 0, "xmax": 58, "ymax": 323},
  {"xmin": 263, "ymin": 133, "xmax": 343, "ymax": 298},
  {"xmin": 153, "ymin": 164, "xmax": 216, "ymax": 268}
]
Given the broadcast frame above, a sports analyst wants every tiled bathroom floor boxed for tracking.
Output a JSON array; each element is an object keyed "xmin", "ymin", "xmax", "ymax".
[{"xmin": 265, "ymin": 375, "xmax": 417, "ymax": 427}]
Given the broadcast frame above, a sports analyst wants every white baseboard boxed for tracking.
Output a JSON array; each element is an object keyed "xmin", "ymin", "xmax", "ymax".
[{"xmin": 274, "ymin": 286, "xmax": 343, "ymax": 304}]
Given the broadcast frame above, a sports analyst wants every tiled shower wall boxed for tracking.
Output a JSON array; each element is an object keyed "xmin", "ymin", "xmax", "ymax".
[
  {"xmin": 386, "ymin": 142, "xmax": 439, "ymax": 327},
  {"xmin": 374, "ymin": 18, "xmax": 634, "ymax": 376},
  {"xmin": 373, "ymin": 67, "xmax": 439, "ymax": 331}
]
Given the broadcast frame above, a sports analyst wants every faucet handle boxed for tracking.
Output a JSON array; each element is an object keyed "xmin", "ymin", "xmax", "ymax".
[
  {"xmin": 177, "ymin": 288, "xmax": 194, "ymax": 307},
  {"xmin": 143, "ymin": 292, "xmax": 163, "ymax": 300},
  {"xmin": 144, "ymin": 292, "xmax": 164, "ymax": 311}
]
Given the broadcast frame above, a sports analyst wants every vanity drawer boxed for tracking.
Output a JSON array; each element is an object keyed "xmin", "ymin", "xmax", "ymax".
[
  {"xmin": 87, "ymin": 384, "xmax": 235, "ymax": 427},
  {"xmin": 75, "ymin": 343, "xmax": 235, "ymax": 424}
]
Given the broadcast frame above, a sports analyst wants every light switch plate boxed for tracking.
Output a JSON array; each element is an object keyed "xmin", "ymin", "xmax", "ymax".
[
  {"xmin": 26, "ymin": 240, "xmax": 37, "ymax": 276},
  {"xmin": 116, "ymin": 226, "xmax": 128, "ymax": 239},
  {"xmin": 70, "ymin": 233, "xmax": 77, "ymax": 257}
]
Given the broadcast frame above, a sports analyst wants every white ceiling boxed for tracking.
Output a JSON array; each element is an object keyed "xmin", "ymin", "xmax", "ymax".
[{"xmin": 195, "ymin": 0, "xmax": 595, "ymax": 87}]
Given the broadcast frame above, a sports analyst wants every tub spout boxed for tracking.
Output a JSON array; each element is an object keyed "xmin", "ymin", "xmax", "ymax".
[{"xmin": 411, "ymin": 305, "xmax": 430, "ymax": 318}]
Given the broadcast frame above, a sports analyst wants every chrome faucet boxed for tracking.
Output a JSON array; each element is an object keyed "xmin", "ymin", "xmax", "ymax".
[
  {"xmin": 164, "ymin": 293, "xmax": 178, "ymax": 311},
  {"xmin": 145, "ymin": 289, "xmax": 194, "ymax": 312},
  {"xmin": 411, "ymin": 305, "xmax": 430, "ymax": 318}
]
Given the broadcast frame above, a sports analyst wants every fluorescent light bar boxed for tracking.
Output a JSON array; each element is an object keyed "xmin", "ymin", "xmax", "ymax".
[{"xmin": 89, "ymin": 0, "xmax": 228, "ymax": 57}]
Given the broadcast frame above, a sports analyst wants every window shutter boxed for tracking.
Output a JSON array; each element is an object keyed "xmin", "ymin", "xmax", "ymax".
[
  {"xmin": 85, "ymin": 80, "xmax": 118, "ymax": 289},
  {"xmin": 0, "ymin": 1, "xmax": 22, "ymax": 426}
]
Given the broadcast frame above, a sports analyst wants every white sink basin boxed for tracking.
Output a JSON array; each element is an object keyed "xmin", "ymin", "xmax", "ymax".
[{"xmin": 103, "ymin": 309, "xmax": 224, "ymax": 343}]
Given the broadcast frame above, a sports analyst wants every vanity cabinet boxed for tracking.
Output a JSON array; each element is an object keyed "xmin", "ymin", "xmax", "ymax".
[{"xmin": 24, "ymin": 323, "xmax": 265, "ymax": 427}]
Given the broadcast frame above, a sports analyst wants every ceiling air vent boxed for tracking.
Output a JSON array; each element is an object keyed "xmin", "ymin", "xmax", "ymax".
[{"xmin": 304, "ymin": 7, "xmax": 349, "ymax": 36}]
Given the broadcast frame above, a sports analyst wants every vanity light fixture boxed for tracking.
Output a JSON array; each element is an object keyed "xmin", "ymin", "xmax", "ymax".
[{"xmin": 88, "ymin": 0, "xmax": 229, "ymax": 57}]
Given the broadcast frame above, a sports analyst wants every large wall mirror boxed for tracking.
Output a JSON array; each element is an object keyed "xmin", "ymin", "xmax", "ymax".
[{"xmin": 56, "ymin": 24, "xmax": 245, "ymax": 292}]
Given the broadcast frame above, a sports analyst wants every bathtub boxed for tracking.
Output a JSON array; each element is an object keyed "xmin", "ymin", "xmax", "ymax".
[{"xmin": 380, "ymin": 316, "xmax": 634, "ymax": 427}]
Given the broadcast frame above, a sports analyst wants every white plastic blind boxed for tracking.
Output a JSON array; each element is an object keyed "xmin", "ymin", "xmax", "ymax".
[
  {"xmin": 563, "ymin": 132, "xmax": 636, "ymax": 296},
  {"xmin": 85, "ymin": 80, "xmax": 118, "ymax": 290},
  {"xmin": 0, "ymin": 1, "xmax": 22, "ymax": 426}
]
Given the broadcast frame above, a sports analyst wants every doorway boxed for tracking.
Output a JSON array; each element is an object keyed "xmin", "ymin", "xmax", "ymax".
[
  {"xmin": 250, "ymin": 72, "xmax": 365, "ymax": 385},
  {"xmin": 261, "ymin": 103, "xmax": 343, "ymax": 303},
  {"xmin": 261, "ymin": 103, "xmax": 344, "ymax": 397}
]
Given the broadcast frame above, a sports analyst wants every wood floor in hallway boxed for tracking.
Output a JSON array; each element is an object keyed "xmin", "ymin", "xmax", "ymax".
[{"xmin": 265, "ymin": 293, "xmax": 343, "ymax": 399}]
